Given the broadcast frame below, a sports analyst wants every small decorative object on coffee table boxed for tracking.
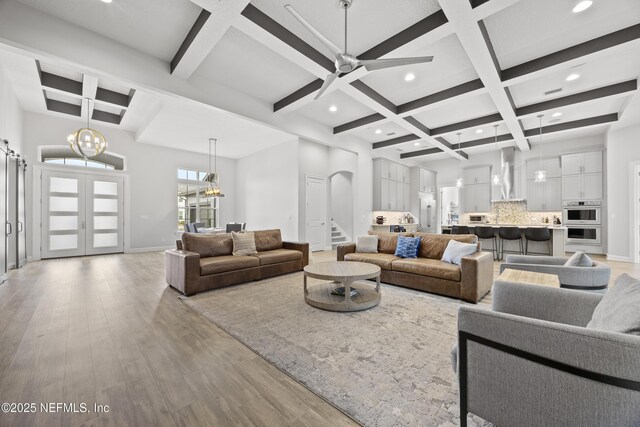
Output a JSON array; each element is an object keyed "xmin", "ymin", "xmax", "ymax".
[{"xmin": 303, "ymin": 261, "xmax": 381, "ymax": 312}]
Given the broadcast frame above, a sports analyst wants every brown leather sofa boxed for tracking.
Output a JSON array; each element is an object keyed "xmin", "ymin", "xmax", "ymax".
[
  {"xmin": 337, "ymin": 232, "xmax": 493, "ymax": 303},
  {"xmin": 165, "ymin": 229, "xmax": 309, "ymax": 296}
]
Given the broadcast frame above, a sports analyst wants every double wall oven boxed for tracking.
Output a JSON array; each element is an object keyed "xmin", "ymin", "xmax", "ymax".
[{"xmin": 563, "ymin": 201, "xmax": 601, "ymax": 245}]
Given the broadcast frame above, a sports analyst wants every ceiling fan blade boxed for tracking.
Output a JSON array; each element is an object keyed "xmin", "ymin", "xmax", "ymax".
[
  {"xmin": 284, "ymin": 4, "xmax": 343, "ymax": 58},
  {"xmin": 359, "ymin": 56, "xmax": 434, "ymax": 71},
  {"xmin": 314, "ymin": 72, "xmax": 340, "ymax": 100}
]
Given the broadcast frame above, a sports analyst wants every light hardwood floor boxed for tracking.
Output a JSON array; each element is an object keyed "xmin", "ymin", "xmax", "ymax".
[{"xmin": 1, "ymin": 250, "xmax": 638, "ymax": 426}]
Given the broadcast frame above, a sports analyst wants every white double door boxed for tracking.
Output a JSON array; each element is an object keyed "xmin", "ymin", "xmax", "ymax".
[{"xmin": 42, "ymin": 170, "xmax": 124, "ymax": 259}]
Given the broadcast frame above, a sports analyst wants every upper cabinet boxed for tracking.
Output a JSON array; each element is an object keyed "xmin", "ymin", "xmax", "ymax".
[
  {"xmin": 461, "ymin": 166, "xmax": 491, "ymax": 213},
  {"xmin": 419, "ymin": 168, "xmax": 436, "ymax": 193},
  {"xmin": 561, "ymin": 151, "xmax": 602, "ymax": 175},
  {"xmin": 526, "ymin": 156, "xmax": 562, "ymax": 180},
  {"xmin": 526, "ymin": 156, "xmax": 562, "ymax": 211},
  {"xmin": 462, "ymin": 166, "xmax": 491, "ymax": 185},
  {"xmin": 373, "ymin": 158, "xmax": 411, "ymax": 211},
  {"xmin": 561, "ymin": 151, "xmax": 603, "ymax": 200}
]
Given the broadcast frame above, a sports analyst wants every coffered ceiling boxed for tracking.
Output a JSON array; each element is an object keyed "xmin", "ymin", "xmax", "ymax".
[{"xmin": 0, "ymin": 0, "xmax": 638, "ymax": 162}]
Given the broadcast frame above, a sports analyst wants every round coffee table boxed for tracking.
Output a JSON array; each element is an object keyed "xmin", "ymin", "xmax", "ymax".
[{"xmin": 303, "ymin": 261, "xmax": 381, "ymax": 312}]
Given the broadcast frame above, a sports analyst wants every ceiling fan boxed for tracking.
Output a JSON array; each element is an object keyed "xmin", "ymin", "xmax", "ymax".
[{"xmin": 284, "ymin": 0, "xmax": 433, "ymax": 100}]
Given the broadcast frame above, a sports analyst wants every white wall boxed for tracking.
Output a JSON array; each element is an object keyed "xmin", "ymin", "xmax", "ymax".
[
  {"xmin": 606, "ymin": 124, "xmax": 640, "ymax": 261},
  {"xmin": 22, "ymin": 112, "xmax": 237, "ymax": 255},
  {"xmin": 235, "ymin": 139, "xmax": 299, "ymax": 241}
]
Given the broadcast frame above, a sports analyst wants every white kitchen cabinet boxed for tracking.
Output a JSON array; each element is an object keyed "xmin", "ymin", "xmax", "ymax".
[
  {"xmin": 562, "ymin": 174, "xmax": 582, "ymax": 200},
  {"xmin": 389, "ymin": 162, "xmax": 399, "ymax": 182},
  {"xmin": 462, "ymin": 183, "xmax": 491, "ymax": 212},
  {"xmin": 380, "ymin": 178, "xmax": 391, "ymax": 210},
  {"xmin": 419, "ymin": 169, "xmax": 436, "ymax": 192},
  {"xmin": 462, "ymin": 166, "xmax": 491, "ymax": 185},
  {"xmin": 527, "ymin": 156, "xmax": 562, "ymax": 180},
  {"xmin": 527, "ymin": 177, "xmax": 561, "ymax": 211},
  {"xmin": 373, "ymin": 158, "xmax": 415, "ymax": 210},
  {"xmin": 395, "ymin": 181, "xmax": 404, "ymax": 211},
  {"xmin": 583, "ymin": 173, "xmax": 603, "ymax": 199},
  {"xmin": 562, "ymin": 151, "xmax": 602, "ymax": 175},
  {"xmin": 403, "ymin": 183, "xmax": 411, "ymax": 211},
  {"xmin": 402, "ymin": 166, "xmax": 410, "ymax": 183}
]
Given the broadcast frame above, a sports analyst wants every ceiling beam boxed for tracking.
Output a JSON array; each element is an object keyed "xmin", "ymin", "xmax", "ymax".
[
  {"xmin": 334, "ymin": 113, "xmax": 387, "ymax": 135},
  {"xmin": 516, "ymin": 79, "xmax": 638, "ymax": 117},
  {"xmin": 458, "ymin": 132, "xmax": 513, "ymax": 149},
  {"xmin": 171, "ymin": 1, "xmax": 253, "ymax": 79},
  {"xmin": 372, "ymin": 134, "xmax": 420, "ymax": 149},
  {"xmin": 523, "ymin": 113, "xmax": 618, "ymax": 137},
  {"xmin": 502, "ymin": 24, "xmax": 640, "ymax": 84},
  {"xmin": 273, "ymin": 79, "xmax": 323, "ymax": 113},
  {"xmin": 431, "ymin": 112, "xmax": 502, "ymax": 136},
  {"xmin": 439, "ymin": 0, "xmax": 530, "ymax": 151},
  {"xmin": 397, "ymin": 79, "xmax": 485, "ymax": 116},
  {"xmin": 400, "ymin": 147, "xmax": 443, "ymax": 158}
]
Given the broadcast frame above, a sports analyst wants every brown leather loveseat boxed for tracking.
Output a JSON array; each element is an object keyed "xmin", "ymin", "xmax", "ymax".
[
  {"xmin": 337, "ymin": 232, "xmax": 492, "ymax": 303},
  {"xmin": 165, "ymin": 229, "xmax": 309, "ymax": 296}
]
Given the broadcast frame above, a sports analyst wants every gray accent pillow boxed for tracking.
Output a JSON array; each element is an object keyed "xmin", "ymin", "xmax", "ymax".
[
  {"xmin": 587, "ymin": 274, "xmax": 640, "ymax": 336},
  {"xmin": 564, "ymin": 251, "xmax": 593, "ymax": 267},
  {"xmin": 232, "ymin": 231, "xmax": 257, "ymax": 256},
  {"xmin": 441, "ymin": 239, "xmax": 477, "ymax": 265},
  {"xmin": 356, "ymin": 235, "xmax": 378, "ymax": 253}
]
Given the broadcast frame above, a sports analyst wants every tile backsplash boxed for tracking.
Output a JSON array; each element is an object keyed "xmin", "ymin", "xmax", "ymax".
[{"xmin": 461, "ymin": 200, "xmax": 561, "ymax": 225}]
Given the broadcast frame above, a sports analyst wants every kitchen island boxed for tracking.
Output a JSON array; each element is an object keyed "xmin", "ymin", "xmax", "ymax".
[{"xmin": 441, "ymin": 224, "xmax": 566, "ymax": 257}]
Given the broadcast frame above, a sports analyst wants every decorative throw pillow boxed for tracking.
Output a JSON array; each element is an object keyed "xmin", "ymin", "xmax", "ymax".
[
  {"xmin": 231, "ymin": 231, "xmax": 257, "ymax": 256},
  {"xmin": 394, "ymin": 236, "xmax": 420, "ymax": 259},
  {"xmin": 356, "ymin": 235, "xmax": 378, "ymax": 253},
  {"xmin": 441, "ymin": 239, "xmax": 477, "ymax": 265},
  {"xmin": 564, "ymin": 251, "xmax": 593, "ymax": 267},
  {"xmin": 586, "ymin": 274, "xmax": 640, "ymax": 336}
]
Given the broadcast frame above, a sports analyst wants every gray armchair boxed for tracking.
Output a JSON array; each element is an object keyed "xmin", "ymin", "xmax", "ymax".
[
  {"xmin": 500, "ymin": 255, "xmax": 611, "ymax": 290},
  {"xmin": 453, "ymin": 281, "xmax": 640, "ymax": 426}
]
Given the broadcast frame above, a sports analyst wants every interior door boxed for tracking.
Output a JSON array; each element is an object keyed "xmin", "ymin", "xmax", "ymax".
[
  {"xmin": 85, "ymin": 175, "xmax": 124, "ymax": 255},
  {"xmin": 306, "ymin": 176, "xmax": 326, "ymax": 252},
  {"xmin": 7, "ymin": 158, "xmax": 17, "ymax": 268},
  {"xmin": 42, "ymin": 170, "xmax": 86, "ymax": 258}
]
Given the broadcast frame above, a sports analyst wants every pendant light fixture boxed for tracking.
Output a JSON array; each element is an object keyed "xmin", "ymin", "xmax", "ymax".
[
  {"xmin": 67, "ymin": 98, "xmax": 107, "ymax": 159},
  {"xmin": 203, "ymin": 138, "xmax": 224, "ymax": 197},
  {"xmin": 491, "ymin": 124, "xmax": 502, "ymax": 186},
  {"xmin": 455, "ymin": 132, "xmax": 464, "ymax": 188},
  {"xmin": 534, "ymin": 114, "xmax": 547, "ymax": 183}
]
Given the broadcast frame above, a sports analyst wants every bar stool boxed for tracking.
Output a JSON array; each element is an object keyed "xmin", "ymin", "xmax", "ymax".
[
  {"xmin": 475, "ymin": 226, "xmax": 498, "ymax": 260},
  {"xmin": 524, "ymin": 227, "xmax": 552, "ymax": 256},
  {"xmin": 498, "ymin": 226, "xmax": 523, "ymax": 260},
  {"xmin": 452, "ymin": 225, "xmax": 470, "ymax": 235}
]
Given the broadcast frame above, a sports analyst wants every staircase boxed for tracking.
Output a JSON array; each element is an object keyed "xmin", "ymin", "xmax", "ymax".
[{"xmin": 331, "ymin": 220, "xmax": 351, "ymax": 249}]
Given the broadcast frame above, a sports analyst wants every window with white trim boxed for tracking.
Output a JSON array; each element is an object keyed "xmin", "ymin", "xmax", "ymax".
[{"xmin": 177, "ymin": 168, "xmax": 219, "ymax": 231}]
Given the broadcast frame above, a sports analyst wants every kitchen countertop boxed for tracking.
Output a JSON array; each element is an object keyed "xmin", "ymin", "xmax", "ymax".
[{"xmin": 441, "ymin": 224, "xmax": 566, "ymax": 230}]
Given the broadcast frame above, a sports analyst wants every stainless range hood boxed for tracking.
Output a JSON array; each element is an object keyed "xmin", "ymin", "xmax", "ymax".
[{"xmin": 494, "ymin": 147, "xmax": 526, "ymax": 202}]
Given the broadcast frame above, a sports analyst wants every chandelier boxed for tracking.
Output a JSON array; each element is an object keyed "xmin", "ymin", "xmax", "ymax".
[
  {"xmin": 203, "ymin": 138, "xmax": 224, "ymax": 197},
  {"xmin": 67, "ymin": 98, "xmax": 107, "ymax": 159}
]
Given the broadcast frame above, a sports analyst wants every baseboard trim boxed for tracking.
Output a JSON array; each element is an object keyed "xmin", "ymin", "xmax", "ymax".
[
  {"xmin": 606, "ymin": 254, "xmax": 632, "ymax": 263},
  {"xmin": 126, "ymin": 245, "xmax": 173, "ymax": 253}
]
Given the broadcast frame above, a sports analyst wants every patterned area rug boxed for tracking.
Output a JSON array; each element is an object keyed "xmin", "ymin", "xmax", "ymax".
[{"xmin": 180, "ymin": 272, "xmax": 491, "ymax": 426}]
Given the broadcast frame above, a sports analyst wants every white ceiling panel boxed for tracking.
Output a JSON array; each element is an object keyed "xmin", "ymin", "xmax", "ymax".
[
  {"xmin": 484, "ymin": 0, "xmax": 640, "ymax": 69},
  {"xmin": 45, "ymin": 90, "xmax": 81, "ymax": 106},
  {"xmin": 296, "ymin": 89, "xmax": 377, "ymax": 128},
  {"xmin": 412, "ymin": 92, "xmax": 498, "ymax": 129},
  {"xmin": 349, "ymin": 121, "xmax": 411, "ymax": 143},
  {"xmin": 519, "ymin": 97, "xmax": 625, "ymax": 130},
  {"xmin": 508, "ymin": 45, "xmax": 640, "ymax": 107},
  {"xmin": 439, "ymin": 122, "xmax": 512, "ymax": 147},
  {"xmin": 250, "ymin": 0, "xmax": 440, "ymax": 58},
  {"xmin": 17, "ymin": 0, "xmax": 201, "ymax": 61},
  {"xmin": 530, "ymin": 125, "xmax": 608, "ymax": 146},
  {"xmin": 194, "ymin": 27, "xmax": 315, "ymax": 103},
  {"xmin": 359, "ymin": 34, "xmax": 478, "ymax": 106},
  {"xmin": 373, "ymin": 139, "xmax": 438, "ymax": 160},
  {"xmin": 137, "ymin": 99, "xmax": 295, "ymax": 159}
]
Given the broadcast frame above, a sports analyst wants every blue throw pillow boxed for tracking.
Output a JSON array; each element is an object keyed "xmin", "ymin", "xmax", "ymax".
[{"xmin": 394, "ymin": 236, "xmax": 420, "ymax": 259}]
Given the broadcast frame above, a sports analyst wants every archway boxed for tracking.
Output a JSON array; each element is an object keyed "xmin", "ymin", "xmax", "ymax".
[{"xmin": 328, "ymin": 171, "xmax": 354, "ymax": 247}]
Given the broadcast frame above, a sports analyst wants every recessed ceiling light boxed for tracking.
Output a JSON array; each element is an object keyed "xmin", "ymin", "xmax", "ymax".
[
  {"xmin": 552, "ymin": 111, "xmax": 562, "ymax": 117},
  {"xmin": 572, "ymin": 1, "xmax": 592, "ymax": 13},
  {"xmin": 566, "ymin": 73, "xmax": 580, "ymax": 81},
  {"xmin": 374, "ymin": 129, "xmax": 382, "ymax": 134},
  {"xmin": 101, "ymin": 0, "xmax": 113, "ymax": 3},
  {"xmin": 414, "ymin": 142, "xmax": 421, "ymax": 146},
  {"xmin": 404, "ymin": 73, "xmax": 416, "ymax": 82},
  {"xmin": 329, "ymin": 105, "xmax": 337, "ymax": 112},
  {"xmin": 475, "ymin": 129, "xmax": 483, "ymax": 134}
]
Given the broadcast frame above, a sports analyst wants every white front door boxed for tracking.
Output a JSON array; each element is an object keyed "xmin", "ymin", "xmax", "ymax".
[
  {"xmin": 306, "ymin": 176, "xmax": 326, "ymax": 252},
  {"xmin": 42, "ymin": 170, "xmax": 124, "ymax": 259}
]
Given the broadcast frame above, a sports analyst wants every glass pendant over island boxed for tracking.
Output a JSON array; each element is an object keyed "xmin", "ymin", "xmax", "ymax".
[
  {"xmin": 203, "ymin": 138, "xmax": 224, "ymax": 197},
  {"xmin": 534, "ymin": 114, "xmax": 547, "ymax": 183},
  {"xmin": 456, "ymin": 132, "xmax": 464, "ymax": 188}
]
